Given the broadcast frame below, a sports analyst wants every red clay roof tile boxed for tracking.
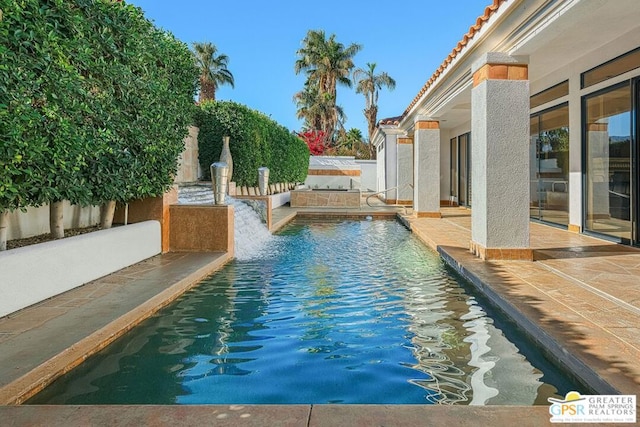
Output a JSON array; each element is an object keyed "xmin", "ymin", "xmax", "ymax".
[
  {"xmin": 377, "ymin": 115, "xmax": 403, "ymax": 126},
  {"xmin": 399, "ymin": 0, "xmax": 507, "ymax": 120}
]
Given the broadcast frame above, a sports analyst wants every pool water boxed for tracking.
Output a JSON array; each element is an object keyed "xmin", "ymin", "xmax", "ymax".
[{"xmin": 28, "ymin": 220, "xmax": 576, "ymax": 405}]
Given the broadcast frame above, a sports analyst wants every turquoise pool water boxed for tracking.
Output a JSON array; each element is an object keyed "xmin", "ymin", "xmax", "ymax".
[{"xmin": 29, "ymin": 220, "xmax": 576, "ymax": 404}]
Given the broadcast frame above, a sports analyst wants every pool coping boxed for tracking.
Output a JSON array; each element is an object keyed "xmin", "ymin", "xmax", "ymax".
[
  {"xmin": 0, "ymin": 252, "xmax": 232, "ymax": 405},
  {"xmin": 1, "ymin": 207, "xmax": 637, "ymax": 426},
  {"xmin": 399, "ymin": 210, "xmax": 640, "ymax": 400},
  {"xmin": 0, "ymin": 404, "xmax": 559, "ymax": 426}
]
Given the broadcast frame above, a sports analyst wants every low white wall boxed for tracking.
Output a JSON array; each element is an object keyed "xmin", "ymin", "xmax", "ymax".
[
  {"xmin": 356, "ymin": 160, "xmax": 377, "ymax": 192},
  {"xmin": 7, "ymin": 202, "xmax": 101, "ymax": 241},
  {"xmin": 271, "ymin": 191, "xmax": 290, "ymax": 209},
  {"xmin": 0, "ymin": 221, "xmax": 161, "ymax": 318},
  {"xmin": 304, "ymin": 175, "xmax": 359, "ymax": 190}
]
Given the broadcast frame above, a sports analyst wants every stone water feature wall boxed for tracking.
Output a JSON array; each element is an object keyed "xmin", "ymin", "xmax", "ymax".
[
  {"xmin": 177, "ymin": 185, "xmax": 274, "ymax": 260},
  {"xmin": 290, "ymin": 189, "xmax": 361, "ymax": 208}
]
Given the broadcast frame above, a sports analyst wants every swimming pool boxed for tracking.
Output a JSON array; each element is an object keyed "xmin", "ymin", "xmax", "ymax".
[{"xmin": 28, "ymin": 219, "xmax": 576, "ymax": 404}]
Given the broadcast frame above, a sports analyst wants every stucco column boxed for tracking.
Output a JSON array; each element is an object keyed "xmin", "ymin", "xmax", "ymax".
[
  {"xmin": 397, "ymin": 137, "xmax": 414, "ymax": 205},
  {"xmin": 470, "ymin": 53, "xmax": 532, "ymax": 260},
  {"xmin": 413, "ymin": 119, "xmax": 441, "ymax": 217},
  {"xmin": 385, "ymin": 133, "xmax": 399, "ymax": 202}
]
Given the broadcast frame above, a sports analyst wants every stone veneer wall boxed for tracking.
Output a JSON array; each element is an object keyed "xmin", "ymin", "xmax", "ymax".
[
  {"xmin": 175, "ymin": 126, "xmax": 201, "ymax": 184},
  {"xmin": 290, "ymin": 190, "xmax": 360, "ymax": 208},
  {"xmin": 169, "ymin": 205, "xmax": 234, "ymax": 254}
]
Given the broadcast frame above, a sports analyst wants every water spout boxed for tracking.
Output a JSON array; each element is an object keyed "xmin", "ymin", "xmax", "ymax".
[{"xmin": 178, "ymin": 184, "xmax": 275, "ymax": 261}]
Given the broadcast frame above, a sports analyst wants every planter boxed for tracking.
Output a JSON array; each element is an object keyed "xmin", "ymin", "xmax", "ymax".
[{"xmin": 0, "ymin": 221, "xmax": 161, "ymax": 318}]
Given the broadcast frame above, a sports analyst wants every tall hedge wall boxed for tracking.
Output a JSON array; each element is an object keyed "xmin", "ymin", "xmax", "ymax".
[
  {"xmin": 1, "ymin": 0, "xmax": 198, "ymax": 213},
  {"xmin": 196, "ymin": 101, "xmax": 309, "ymax": 186}
]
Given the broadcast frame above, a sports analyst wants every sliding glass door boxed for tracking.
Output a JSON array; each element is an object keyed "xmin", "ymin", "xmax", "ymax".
[
  {"xmin": 530, "ymin": 105, "xmax": 570, "ymax": 226},
  {"xmin": 459, "ymin": 133, "xmax": 470, "ymax": 207},
  {"xmin": 584, "ymin": 82, "xmax": 632, "ymax": 242},
  {"xmin": 450, "ymin": 138, "xmax": 458, "ymax": 204},
  {"xmin": 449, "ymin": 134, "xmax": 471, "ymax": 207}
]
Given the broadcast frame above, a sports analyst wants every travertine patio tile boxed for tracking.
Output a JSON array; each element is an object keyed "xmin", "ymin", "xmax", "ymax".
[{"xmin": 404, "ymin": 207, "xmax": 640, "ymax": 395}]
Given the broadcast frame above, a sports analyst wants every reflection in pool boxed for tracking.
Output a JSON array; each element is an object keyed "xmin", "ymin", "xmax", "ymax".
[{"xmin": 28, "ymin": 220, "xmax": 576, "ymax": 404}]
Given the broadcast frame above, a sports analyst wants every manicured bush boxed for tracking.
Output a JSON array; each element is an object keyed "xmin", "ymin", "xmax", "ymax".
[
  {"xmin": 196, "ymin": 101, "xmax": 309, "ymax": 186},
  {"xmin": 1, "ymin": 0, "xmax": 92, "ymax": 213},
  {"xmin": 73, "ymin": 1, "xmax": 199, "ymax": 206},
  {"xmin": 1, "ymin": 0, "xmax": 198, "ymax": 240}
]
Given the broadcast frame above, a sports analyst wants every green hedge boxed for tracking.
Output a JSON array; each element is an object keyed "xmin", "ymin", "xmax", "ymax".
[
  {"xmin": 196, "ymin": 101, "xmax": 309, "ymax": 186},
  {"xmin": 1, "ymin": 0, "xmax": 198, "ymax": 213}
]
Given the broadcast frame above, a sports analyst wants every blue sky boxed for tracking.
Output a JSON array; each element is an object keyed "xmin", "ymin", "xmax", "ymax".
[{"xmin": 127, "ymin": 0, "xmax": 491, "ymax": 137}]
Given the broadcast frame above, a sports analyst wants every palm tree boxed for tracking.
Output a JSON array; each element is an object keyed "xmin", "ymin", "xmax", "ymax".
[
  {"xmin": 295, "ymin": 30, "xmax": 361, "ymax": 147},
  {"xmin": 293, "ymin": 80, "xmax": 323, "ymax": 130},
  {"xmin": 193, "ymin": 42, "xmax": 234, "ymax": 103},
  {"xmin": 354, "ymin": 62, "xmax": 396, "ymax": 158}
]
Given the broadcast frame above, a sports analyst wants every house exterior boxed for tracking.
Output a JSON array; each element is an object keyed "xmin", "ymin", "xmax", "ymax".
[{"xmin": 373, "ymin": 0, "xmax": 640, "ymax": 258}]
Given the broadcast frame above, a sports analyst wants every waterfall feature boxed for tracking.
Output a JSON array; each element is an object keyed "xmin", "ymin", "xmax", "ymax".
[{"xmin": 178, "ymin": 185, "xmax": 275, "ymax": 261}]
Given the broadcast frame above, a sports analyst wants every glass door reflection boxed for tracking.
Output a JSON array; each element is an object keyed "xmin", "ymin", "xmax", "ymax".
[
  {"xmin": 530, "ymin": 105, "xmax": 570, "ymax": 227},
  {"xmin": 584, "ymin": 83, "xmax": 632, "ymax": 242}
]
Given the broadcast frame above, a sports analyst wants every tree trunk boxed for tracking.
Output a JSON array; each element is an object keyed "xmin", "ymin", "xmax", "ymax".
[
  {"xmin": 101, "ymin": 200, "xmax": 117, "ymax": 229},
  {"xmin": 199, "ymin": 78, "xmax": 216, "ymax": 103},
  {"xmin": 0, "ymin": 210, "xmax": 8, "ymax": 251},
  {"xmin": 365, "ymin": 105, "xmax": 378, "ymax": 160},
  {"xmin": 50, "ymin": 201, "xmax": 64, "ymax": 239}
]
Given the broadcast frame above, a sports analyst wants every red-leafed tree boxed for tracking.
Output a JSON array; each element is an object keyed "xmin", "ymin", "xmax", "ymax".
[{"xmin": 297, "ymin": 129, "xmax": 326, "ymax": 155}]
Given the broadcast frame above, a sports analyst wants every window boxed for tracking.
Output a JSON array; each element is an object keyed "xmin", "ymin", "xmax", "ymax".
[
  {"xmin": 582, "ymin": 47, "xmax": 640, "ymax": 89},
  {"xmin": 530, "ymin": 81, "xmax": 568, "ymax": 109}
]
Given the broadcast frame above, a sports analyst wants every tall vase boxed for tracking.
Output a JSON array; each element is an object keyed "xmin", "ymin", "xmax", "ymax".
[
  {"xmin": 258, "ymin": 167, "xmax": 270, "ymax": 196},
  {"xmin": 219, "ymin": 136, "xmax": 233, "ymax": 189},
  {"xmin": 211, "ymin": 162, "xmax": 229, "ymax": 205}
]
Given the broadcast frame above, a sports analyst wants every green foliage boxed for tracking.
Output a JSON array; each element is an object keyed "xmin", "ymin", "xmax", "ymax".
[
  {"xmin": 330, "ymin": 128, "xmax": 371, "ymax": 159},
  {"xmin": 1, "ymin": 0, "xmax": 92, "ymax": 210},
  {"xmin": 196, "ymin": 101, "xmax": 309, "ymax": 186},
  {"xmin": 0, "ymin": 0, "xmax": 199, "ymax": 213}
]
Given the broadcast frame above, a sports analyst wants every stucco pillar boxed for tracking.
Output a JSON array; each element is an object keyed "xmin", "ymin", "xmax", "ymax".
[
  {"xmin": 397, "ymin": 137, "xmax": 414, "ymax": 205},
  {"xmin": 413, "ymin": 119, "xmax": 441, "ymax": 217},
  {"xmin": 470, "ymin": 53, "xmax": 532, "ymax": 260},
  {"xmin": 385, "ymin": 133, "xmax": 398, "ymax": 202}
]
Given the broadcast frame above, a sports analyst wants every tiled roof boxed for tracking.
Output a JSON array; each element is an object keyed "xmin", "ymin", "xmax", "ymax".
[
  {"xmin": 378, "ymin": 115, "xmax": 403, "ymax": 126},
  {"xmin": 397, "ymin": 0, "xmax": 507, "ymax": 123}
]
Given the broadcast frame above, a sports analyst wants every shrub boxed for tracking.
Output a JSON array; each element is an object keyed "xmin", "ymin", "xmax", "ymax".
[
  {"xmin": 196, "ymin": 101, "xmax": 309, "ymax": 186},
  {"xmin": 0, "ymin": 0, "xmax": 198, "ymax": 235}
]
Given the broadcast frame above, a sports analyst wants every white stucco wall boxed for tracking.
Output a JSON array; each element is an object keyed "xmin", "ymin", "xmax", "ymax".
[
  {"xmin": 0, "ymin": 221, "xmax": 161, "ymax": 318},
  {"xmin": 7, "ymin": 203, "xmax": 101, "ymax": 241},
  {"xmin": 386, "ymin": 134, "xmax": 398, "ymax": 200},
  {"xmin": 355, "ymin": 160, "xmax": 377, "ymax": 192},
  {"xmin": 397, "ymin": 144, "xmax": 413, "ymax": 201},
  {"xmin": 304, "ymin": 156, "xmax": 361, "ymax": 190},
  {"xmin": 377, "ymin": 143, "xmax": 386, "ymax": 193}
]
